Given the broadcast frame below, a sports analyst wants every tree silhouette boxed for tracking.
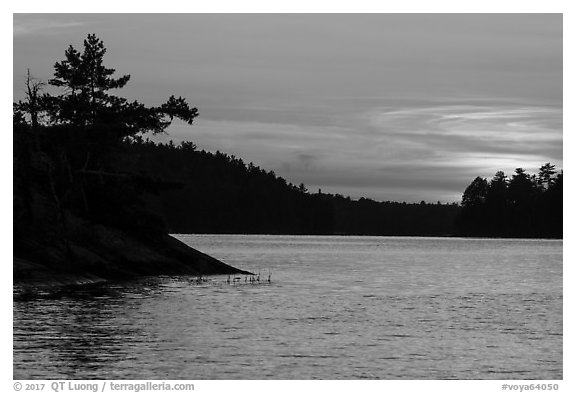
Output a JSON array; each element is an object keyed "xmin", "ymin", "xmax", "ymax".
[
  {"xmin": 14, "ymin": 34, "xmax": 200, "ymax": 235},
  {"xmin": 486, "ymin": 171, "xmax": 509, "ymax": 236},
  {"xmin": 537, "ymin": 163, "xmax": 557, "ymax": 190},
  {"xmin": 487, "ymin": 171, "xmax": 507, "ymax": 206},
  {"xmin": 456, "ymin": 176, "xmax": 490, "ymax": 235},
  {"xmin": 456, "ymin": 166, "xmax": 562, "ymax": 238},
  {"xmin": 461, "ymin": 176, "xmax": 488, "ymax": 208},
  {"xmin": 508, "ymin": 168, "xmax": 535, "ymax": 205},
  {"xmin": 39, "ymin": 34, "xmax": 198, "ymax": 135}
]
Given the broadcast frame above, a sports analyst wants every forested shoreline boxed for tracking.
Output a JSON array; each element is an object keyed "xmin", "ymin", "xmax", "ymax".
[
  {"xmin": 456, "ymin": 165, "xmax": 562, "ymax": 238},
  {"xmin": 125, "ymin": 138, "xmax": 459, "ymax": 236},
  {"xmin": 127, "ymin": 139, "xmax": 562, "ymax": 239}
]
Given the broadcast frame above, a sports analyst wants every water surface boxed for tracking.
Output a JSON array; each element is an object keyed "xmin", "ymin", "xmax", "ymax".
[{"xmin": 13, "ymin": 235, "xmax": 562, "ymax": 379}]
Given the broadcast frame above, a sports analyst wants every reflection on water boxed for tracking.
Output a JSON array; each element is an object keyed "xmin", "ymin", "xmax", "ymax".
[{"xmin": 14, "ymin": 236, "xmax": 562, "ymax": 379}]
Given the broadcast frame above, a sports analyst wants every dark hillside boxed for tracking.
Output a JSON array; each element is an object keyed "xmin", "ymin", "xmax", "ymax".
[{"xmin": 129, "ymin": 139, "xmax": 461, "ymax": 236}]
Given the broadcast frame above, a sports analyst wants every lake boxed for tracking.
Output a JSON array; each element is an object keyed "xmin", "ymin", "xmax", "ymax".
[{"xmin": 13, "ymin": 235, "xmax": 562, "ymax": 379}]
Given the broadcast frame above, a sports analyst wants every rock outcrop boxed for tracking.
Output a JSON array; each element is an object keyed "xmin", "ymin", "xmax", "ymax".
[{"xmin": 14, "ymin": 212, "xmax": 250, "ymax": 286}]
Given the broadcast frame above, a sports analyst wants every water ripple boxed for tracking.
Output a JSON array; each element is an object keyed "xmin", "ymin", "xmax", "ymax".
[{"xmin": 14, "ymin": 235, "xmax": 562, "ymax": 379}]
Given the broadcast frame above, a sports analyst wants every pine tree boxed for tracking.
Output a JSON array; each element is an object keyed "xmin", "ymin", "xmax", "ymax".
[{"xmin": 13, "ymin": 34, "xmax": 200, "ymax": 234}]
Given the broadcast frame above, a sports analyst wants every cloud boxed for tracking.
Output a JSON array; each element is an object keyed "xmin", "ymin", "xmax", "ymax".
[
  {"xmin": 158, "ymin": 99, "xmax": 562, "ymax": 203},
  {"xmin": 13, "ymin": 17, "xmax": 86, "ymax": 37},
  {"xmin": 365, "ymin": 103, "xmax": 562, "ymax": 166}
]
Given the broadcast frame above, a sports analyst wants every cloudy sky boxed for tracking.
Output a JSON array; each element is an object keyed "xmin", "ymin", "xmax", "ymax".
[{"xmin": 13, "ymin": 14, "xmax": 562, "ymax": 202}]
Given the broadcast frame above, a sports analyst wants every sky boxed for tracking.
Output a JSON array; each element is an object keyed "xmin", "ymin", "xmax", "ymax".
[{"xmin": 12, "ymin": 13, "xmax": 563, "ymax": 202}]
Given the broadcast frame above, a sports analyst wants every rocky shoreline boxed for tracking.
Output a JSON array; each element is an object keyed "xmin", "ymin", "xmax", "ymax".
[{"xmin": 14, "ymin": 216, "xmax": 251, "ymax": 287}]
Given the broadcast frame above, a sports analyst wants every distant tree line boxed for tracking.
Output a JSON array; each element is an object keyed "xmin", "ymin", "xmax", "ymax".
[
  {"xmin": 455, "ymin": 165, "xmax": 562, "ymax": 238},
  {"xmin": 128, "ymin": 138, "xmax": 562, "ymax": 239},
  {"xmin": 127, "ymin": 138, "xmax": 461, "ymax": 236}
]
